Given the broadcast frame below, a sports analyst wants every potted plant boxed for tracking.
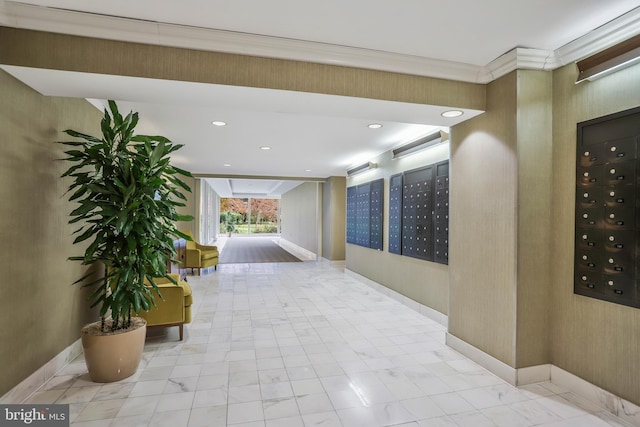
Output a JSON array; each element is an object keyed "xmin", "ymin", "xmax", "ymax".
[{"xmin": 59, "ymin": 100, "xmax": 193, "ymax": 382}]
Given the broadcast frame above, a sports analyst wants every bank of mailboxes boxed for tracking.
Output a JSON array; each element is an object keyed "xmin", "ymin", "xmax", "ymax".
[
  {"xmin": 391, "ymin": 161, "xmax": 449, "ymax": 265},
  {"xmin": 347, "ymin": 161, "xmax": 450, "ymax": 264},
  {"xmin": 574, "ymin": 126, "xmax": 639, "ymax": 308},
  {"xmin": 346, "ymin": 179, "xmax": 383, "ymax": 251}
]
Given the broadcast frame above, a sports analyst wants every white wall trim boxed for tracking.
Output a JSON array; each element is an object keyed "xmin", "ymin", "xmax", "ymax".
[
  {"xmin": 446, "ymin": 332, "xmax": 554, "ymax": 386},
  {"xmin": 345, "ymin": 269, "xmax": 448, "ymax": 327},
  {"xmin": 551, "ymin": 365, "xmax": 640, "ymax": 427},
  {"xmin": 277, "ymin": 238, "xmax": 317, "ymax": 261},
  {"xmin": 321, "ymin": 257, "xmax": 346, "ymax": 268},
  {"xmin": 0, "ymin": 339, "xmax": 83, "ymax": 404},
  {"xmin": 446, "ymin": 333, "xmax": 640, "ymax": 427},
  {"xmin": 2, "ymin": 1, "xmax": 639, "ymax": 84},
  {"xmin": 446, "ymin": 333, "xmax": 521, "ymax": 385}
]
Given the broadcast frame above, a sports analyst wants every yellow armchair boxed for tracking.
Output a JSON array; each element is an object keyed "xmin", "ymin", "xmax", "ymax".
[
  {"xmin": 182, "ymin": 230, "xmax": 219, "ymax": 275},
  {"xmin": 139, "ymin": 274, "xmax": 193, "ymax": 340}
]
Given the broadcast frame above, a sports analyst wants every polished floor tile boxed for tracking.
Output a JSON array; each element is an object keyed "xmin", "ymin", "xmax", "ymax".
[{"xmin": 24, "ymin": 262, "xmax": 634, "ymax": 426}]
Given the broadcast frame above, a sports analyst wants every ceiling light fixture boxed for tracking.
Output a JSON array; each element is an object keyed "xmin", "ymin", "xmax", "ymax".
[
  {"xmin": 211, "ymin": 121, "xmax": 227, "ymax": 126},
  {"xmin": 576, "ymin": 33, "xmax": 640, "ymax": 83},
  {"xmin": 441, "ymin": 110, "xmax": 463, "ymax": 118},
  {"xmin": 368, "ymin": 123, "xmax": 383, "ymax": 129},
  {"xmin": 260, "ymin": 146, "xmax": 272, "ymax": 150},
  {"xmin": 223, "ymin": 163, "xmax": 231, "ymax": 167},
  {"xmin": 347, "ymin": 162, "xmax": 377, "ymax": 176}
]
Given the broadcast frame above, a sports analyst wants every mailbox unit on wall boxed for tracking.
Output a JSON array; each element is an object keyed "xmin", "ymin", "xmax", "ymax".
[
  {"xmin": 574, "ymin": 106, "xmax": 640, "ymax": 309},
  {"xmin": 388, "ymin": 160, "xmax": 450, "ymax": 265},
  {"xmin": 346, "ymin": 178, "xmax": 384, "ymax": 250}
]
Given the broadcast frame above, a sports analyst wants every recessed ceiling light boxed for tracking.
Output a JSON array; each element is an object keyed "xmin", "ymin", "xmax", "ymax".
[
  {"xmin": 305, "ymin": 169, "xmax": 312, "ymax": 172},
  {"xmin": 223, "ymin": 163, "xmax": 231, "ymax": 167},
  {"xmin": 260, "ymin": 146, "xmax": 272, "ymax": 150},
  {"xmin": 441, "ymin": 110, "xmax": 463, "ymax": 118},
  {"xmin": 211, "ymin": 121, "xmax": 227, "ymax": 126},
  {"xmin": 368, "ymin": 123, "xmax": 383, "ymax": 129}
]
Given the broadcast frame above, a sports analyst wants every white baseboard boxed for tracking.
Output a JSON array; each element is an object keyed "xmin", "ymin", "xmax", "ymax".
[
  {"xmin": 321, "ymin": 257, "xmax": 346, "ymax": 268},
  {"xmin": 446, "ymin": 333, "xmax": 640, "ymax": 427},
  {"xmin": 551, "ymin": 365, "xmax": 640, "ymax": 426},
  {"xmin": 276, "ymin": 238, "xmax": 317, "ymax": 261},
  {"xmin": 345, "ymin": 269, "xmax": 448, "ymax": 327},
  {"xmin": 0, "ymin": 339, "xmax": 83, "ymax": 404},
  {"xmin": 445, "ymin": 333, "xmax": 526, "ymax": 385}
]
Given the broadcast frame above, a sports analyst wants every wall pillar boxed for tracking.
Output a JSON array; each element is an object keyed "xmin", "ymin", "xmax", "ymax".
[{"xmin": 448, "ymin": 70, "xmax": 553, "ymax": 380}]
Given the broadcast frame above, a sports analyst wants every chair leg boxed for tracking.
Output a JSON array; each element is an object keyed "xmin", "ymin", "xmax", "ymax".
[
  {"xmin": 197, "ymin": 267, "xmax": 201, "ymax": 276},
  {"xmin": 179, "ymin": 323, "xmax": 184, "ymax": 341}
]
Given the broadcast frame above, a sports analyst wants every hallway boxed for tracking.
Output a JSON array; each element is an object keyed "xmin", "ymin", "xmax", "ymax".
[{"xmin": 29, "ymin": 263, "xmax": 630, "ymax": 426}]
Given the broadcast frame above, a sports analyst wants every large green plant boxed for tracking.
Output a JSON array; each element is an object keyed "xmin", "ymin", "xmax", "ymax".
[{"xmin": 59, "ymin": 101, "xmax": 193, "ymax": 333}]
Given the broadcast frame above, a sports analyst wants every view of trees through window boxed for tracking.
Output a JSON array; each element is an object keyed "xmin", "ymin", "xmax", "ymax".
[{"xmin": 220, "ymin": 198, "xmax": 280, "ymax": 234}]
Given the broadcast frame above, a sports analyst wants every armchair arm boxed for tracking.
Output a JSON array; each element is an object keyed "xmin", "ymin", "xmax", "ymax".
[
  {"xmin": 150, "ymin": 273, "xmax": 180, "ymax": 285},
  {"xmin": 196, "ymin": 243, "xmax": 218, "ymax": 252},
  {"xmin": 141, "ymin": 283, "xmax": 186, "ymax": 325},
  {"xmin": 186, "ymin": 248, "xmax": 202, "ymax": 267}
]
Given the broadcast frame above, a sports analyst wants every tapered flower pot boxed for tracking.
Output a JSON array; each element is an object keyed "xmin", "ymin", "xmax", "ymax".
[{"xmin": 81, "ymin": 318, "xmax": 146, "ymax": 383}]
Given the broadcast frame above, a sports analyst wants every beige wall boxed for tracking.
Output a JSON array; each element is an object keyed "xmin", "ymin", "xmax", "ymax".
[
  {"xmin": 322, "ymin": 176, "xmax": 346, "ymax": 261},
  {"xmin": 550, "ymin": 62, "xmax": 640, "ymax": 404},
  {"xmin": 0, "ymin": 70, "xmax": 101, "ymax": 396},
  {"xmin": 449, "ymin": 72, "xmax": 519, "ymax": 365},
  {"xmin": 281, "ymin": 182, "xmax": 320, "ymax": 254},
  {"xmin": 346, "ymin": 139, "xmax": 450, "ymax": 315}
]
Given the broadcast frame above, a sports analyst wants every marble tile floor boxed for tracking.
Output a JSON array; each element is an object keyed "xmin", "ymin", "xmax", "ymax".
[{"xmin": 26, "ymin": 262, "xmax": 633, "ymax": 427}]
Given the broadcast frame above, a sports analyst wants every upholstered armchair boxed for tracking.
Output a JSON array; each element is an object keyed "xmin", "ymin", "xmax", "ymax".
[
  {"xmin": 139, "ymin": 274, "xmax": 193, "ymax": 340},
  {"xmin": 182, "ymin": 230, "xmax": 219, "ymax": 275}
]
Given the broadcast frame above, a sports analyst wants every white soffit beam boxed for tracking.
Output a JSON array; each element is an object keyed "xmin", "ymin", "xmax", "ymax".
[{"xmin": 1, "ymin": 2, "xmax": 640, "ymax": 84}]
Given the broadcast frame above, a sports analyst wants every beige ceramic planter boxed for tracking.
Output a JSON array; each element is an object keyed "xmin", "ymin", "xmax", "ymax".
[{"xmin": 81, "ymin": 318, "xmax": 146, "ymax": 383}]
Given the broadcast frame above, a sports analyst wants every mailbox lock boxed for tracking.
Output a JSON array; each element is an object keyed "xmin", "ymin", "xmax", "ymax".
[
  {"xmin": 610, "ymin": 213, "xmax": 615, "ymax": 219},
  {"xmin": 583, "ymin": 213, "xmax": 589, "ymax": 219},
  {"xmin": 608, "ymin": 280, "xmax": 614, "ymax": 286},
  {"xmin": 610, "ymin": 191, "xmax": 616, "ymax": 197},
  {"xmin": 609, "ymin": 236, "xmax": 615, "ymax": 241},
  {"xmin": 582, "ymin": 255, "xmax": 588, "ymax": 260},
  {"xmin": 584, "ymin": 151, "xmax": 590, "ymax": 156},
  {"xmin": 610, "ymin": 168, "xmax": 616, "ymax": 174},
  {"xmin": 583, "ymin": 172, "xmax": 589, "ymax": 177},
  {"xmin": 609, "ymin": 258, "xmax": 614, "ymax": 264},
  {"xmin": 611, "ymin": 146, "xmax": 617, "ymax": 152},
  {"xmin": 583, "ymin": 192, "xmax": 589, "ymax": 198}
]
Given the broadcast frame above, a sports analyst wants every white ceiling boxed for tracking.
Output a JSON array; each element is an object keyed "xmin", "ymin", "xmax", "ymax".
[{"xmin": 2, "ymin": 0, "xmax": 640, "ymax": 196}]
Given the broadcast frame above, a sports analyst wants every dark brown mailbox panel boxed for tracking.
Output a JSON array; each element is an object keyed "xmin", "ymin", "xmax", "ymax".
[{"xmin": 574, "ymin": 106, "xmax": 640, "ymax": 308}]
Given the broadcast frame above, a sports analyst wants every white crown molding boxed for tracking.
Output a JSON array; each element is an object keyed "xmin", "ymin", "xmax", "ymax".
[
  {"xmin": 555, "ymin": 6, "xmax": 640, "ymax": 66},
  {"xmin": 477, "ymin": 48, "xmax": 557, "ymax": 83},
  {"xmin": 1, "ymin": 1, "xmax": 639, "ymax": 85}
]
